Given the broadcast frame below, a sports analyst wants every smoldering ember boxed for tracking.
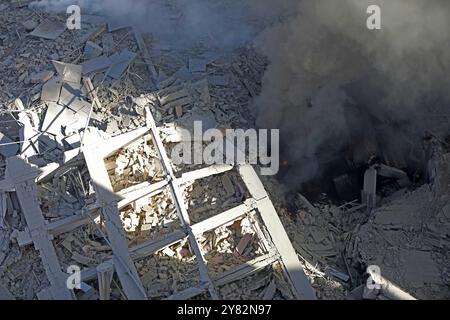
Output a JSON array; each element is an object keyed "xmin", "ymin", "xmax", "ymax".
[{"xmin": 0, "ymin": 0, "xmax": 449, "ymax": 302}]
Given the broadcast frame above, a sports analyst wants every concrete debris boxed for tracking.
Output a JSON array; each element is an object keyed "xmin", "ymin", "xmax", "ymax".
[
  {"xmin": 106, "ymin": 50, "xmax": 136, "ymax": 79},
  {"xmin": 41, "ymin": 76, "xmax": 63, "ymax": 102},
  {"xmin": 52, "ymin": 61, "xmax": 82, "ymax": 84},
  {"xmin": 1, "ymin": 3, "xmax": 443, "ymax": 302},
  {"xmin": 29, "ymin": 20, "xmax": 66, "ymax": 40}
]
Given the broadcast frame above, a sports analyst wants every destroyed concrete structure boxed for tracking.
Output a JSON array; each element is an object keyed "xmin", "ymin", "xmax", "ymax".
[
  {"xmin": 0, "ymin": 1, "xmax": 315, "ymax": 300},
  {"xmin": 0, "ymin": 0, "xmax": 449, "ymax": 301}
]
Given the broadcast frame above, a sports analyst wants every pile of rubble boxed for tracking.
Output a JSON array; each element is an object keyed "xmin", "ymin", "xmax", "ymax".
[
  {"xmin": 1, "ymin": 1, "xmax": 449, "ymax": 301},
  {"xmin": 0, "ymin": 2, "xmax": 314, "ymax": 300},
  {"xmin": 261, "ymin": 143, "xmax": 450, "ymax": 300}
]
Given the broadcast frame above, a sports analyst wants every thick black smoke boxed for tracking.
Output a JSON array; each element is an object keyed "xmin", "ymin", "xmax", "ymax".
[{"xmin": 254, "ymin": 0, "xmax": 450, "ymax": 185}]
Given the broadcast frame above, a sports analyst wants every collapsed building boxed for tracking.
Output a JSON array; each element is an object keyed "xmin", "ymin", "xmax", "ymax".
[{"xmin": 0, "ymin": 0, "xmax": 449, "ymax": 300}]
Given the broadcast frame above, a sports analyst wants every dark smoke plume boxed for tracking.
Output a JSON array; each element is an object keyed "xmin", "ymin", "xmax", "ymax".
[{"xmin": 254, "ymin": 0, "xmax": 450, "ymax": 185}]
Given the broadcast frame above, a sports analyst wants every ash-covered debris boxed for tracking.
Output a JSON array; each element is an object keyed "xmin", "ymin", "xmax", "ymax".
[
  {"xmin": 0, "ymin": 2, "xmax": 310, "ymax": 300},
  {"xmin": 262, "ymin": 139, "xmax": 450, "ymax": 300},
  {"xmin": 1, "ymin": 1, "xmax": 448, "ymax": 301}
]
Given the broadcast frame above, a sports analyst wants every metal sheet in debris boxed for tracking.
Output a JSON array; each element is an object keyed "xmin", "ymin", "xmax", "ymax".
[
  {"xmin": 29, "ymin": 20, "xmax": 65, "ymax": 40},
  {"xmin": 52, "ymin": 61, "xmax": 82, "ymax": 84},
  {"xmin": 106, "ymin": 50, "xmax": 136, "ymax": 79},
  {"xmin": 41, "ymin": 76, "xmax": 63, "ymax": 102},
  {"xmin": 82, "ymin": 55, "xmax": 112, "ymax": 74},
  {"xmin": 58, "ymin": 82, "xmax": 83, "ymax": 107},
  {"xmin": 102, "ymin": 33, "xmax": 115, "ymax": 53}
]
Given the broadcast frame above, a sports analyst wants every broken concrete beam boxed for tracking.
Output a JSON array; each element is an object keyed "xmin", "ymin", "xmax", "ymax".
[
  {"xmin": 192, "ymin": 202, "xmax": 252, "ymax": 235},
  {"xmin": 214, "ymin": 252, "xmax": 279, "ymax": 287},
  {"xmin": 367, "ymin": 270, "xmax": 417, "ymax": 300},
  {"xmin": 16, "ymin": 205, "xmax": 100, "ymax": 247},
  {"xmin": 83, "ymin": 135, "xmax": 147, "ymax": 300},
  {"xmin": 236, "ymin": 162, "xmax": 316, "ymax": 300},
  {"xmin": 362, "ymin": 166, "xmax": 377, "ymax": 209},
  {"xmin": 177, "ymin": 164, "xmax": 233, "ymax": 184}
]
